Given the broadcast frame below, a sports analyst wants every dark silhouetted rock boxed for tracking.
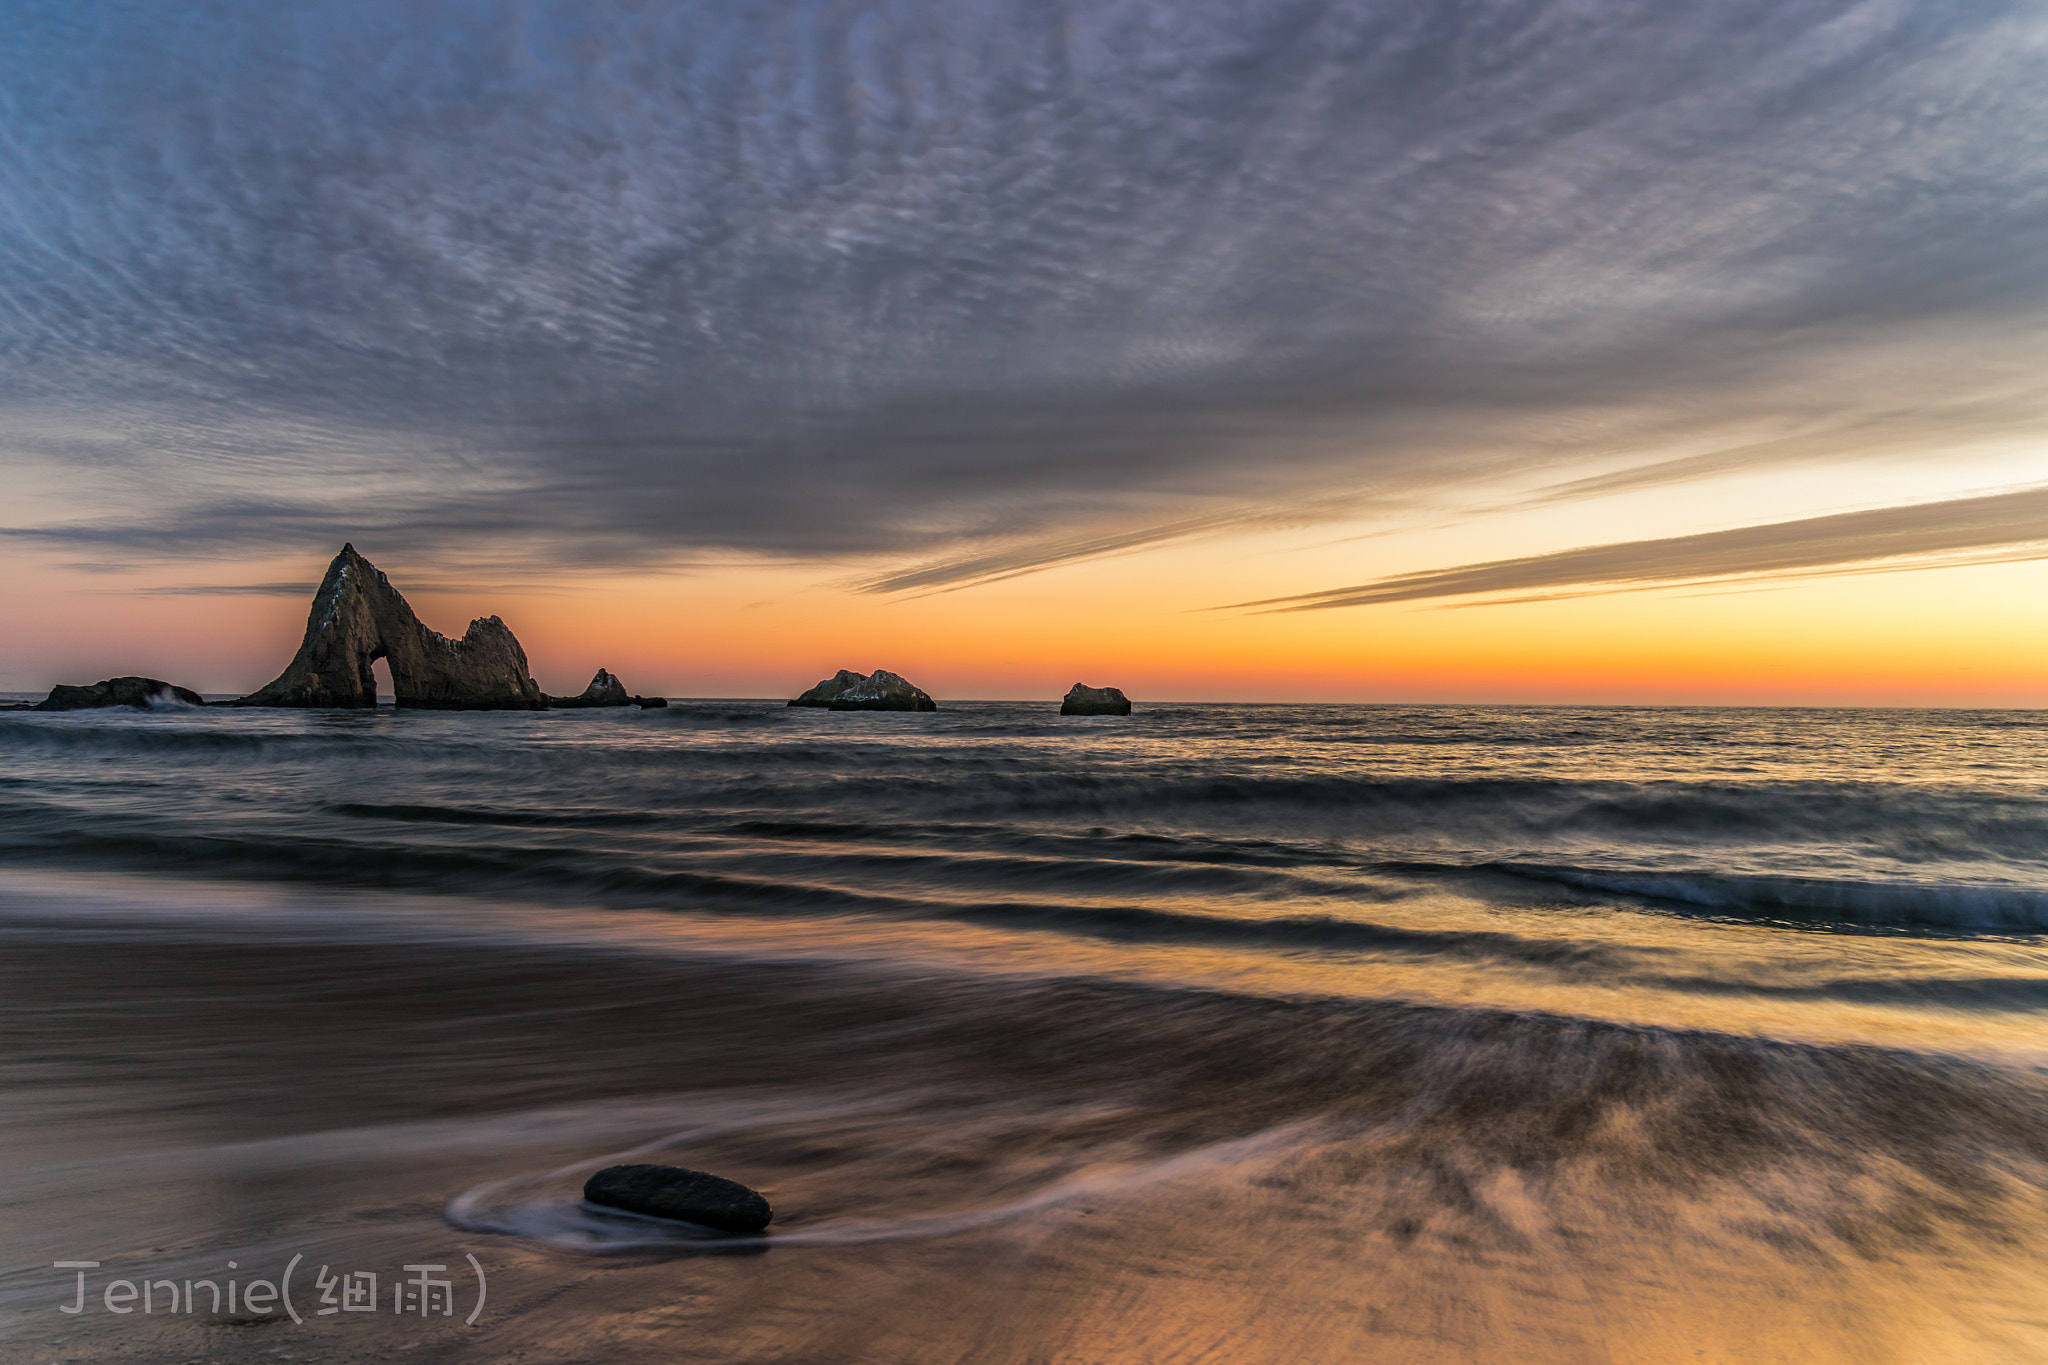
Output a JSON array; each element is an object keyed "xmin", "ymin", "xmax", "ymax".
[
  {"xmin": 574, "ymin": 668, "xmax": 631, "ymax": 706},
  {"xmin": 788, "ymin": 669, "xmax": 868, "ymax": 707},
  {"xmin": 1061, "ymin": 683, "xmax": 1132, "ymax": 716},
  {"xmin": 583, "ymin": 1164, "xmax": 772, "ymax": 1233},
  {"xmin": 231, "ymin": 545, "xmax": 545, "ymax": 710},
  {"xmin": 34, "ymin": 677, "xmax": 206, "ymax": 711},
  {"xmin": 788, "ymin": 668, "xmax": 936, "ymax": 711},
  {"xmin": 830, "ymin": 669, "xmax": 936, "ymax": 711},
  {"xmin": 548, "ymin": 668, "xmax": 669, "ymax": 710}
]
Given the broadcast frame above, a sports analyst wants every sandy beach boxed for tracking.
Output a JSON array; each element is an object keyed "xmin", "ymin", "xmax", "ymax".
[{"xmin": 7, "ymin": 861, "xmax": 2046, "ymax": 1364}]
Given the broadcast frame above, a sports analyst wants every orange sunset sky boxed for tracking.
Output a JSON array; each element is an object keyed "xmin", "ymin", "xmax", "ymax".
[{"xmin": 9, "ymin": 438, "xmax": 2045, "ymax": 706}]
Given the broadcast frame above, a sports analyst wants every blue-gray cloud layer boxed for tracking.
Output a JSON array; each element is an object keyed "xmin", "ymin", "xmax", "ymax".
[{"xmin": 4, "ymin": 0, "xmax": 2047, "ymax": 573}]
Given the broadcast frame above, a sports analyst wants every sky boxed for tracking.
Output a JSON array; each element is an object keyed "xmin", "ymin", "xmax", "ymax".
[{"xmin": 2, "ymin": 0, "xmax": 2045, "ymax": 704}]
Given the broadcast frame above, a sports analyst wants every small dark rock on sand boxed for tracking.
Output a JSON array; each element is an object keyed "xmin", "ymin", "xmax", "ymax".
[
  {"xmin": 1060, "ymin": 683, "xmax": 1132, "ymax": 716},
  {"xmin": 583, "ymin": 1164, "xmax": 773, "ymax": 1233},
  {"xmin": 34, "ymin": 677, "xmax": 206, "ymax": 711}
]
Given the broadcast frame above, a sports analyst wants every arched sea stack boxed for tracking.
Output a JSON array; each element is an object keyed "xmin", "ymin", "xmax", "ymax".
[{"xmin": 231, "ymin": 544, "xmax": 545, "ymax": 710}]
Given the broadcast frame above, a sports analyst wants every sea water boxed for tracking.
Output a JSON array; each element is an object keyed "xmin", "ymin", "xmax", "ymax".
[{"xmin": 2, "ymin": 701, "xmax": 2044, "ymax": 1361}]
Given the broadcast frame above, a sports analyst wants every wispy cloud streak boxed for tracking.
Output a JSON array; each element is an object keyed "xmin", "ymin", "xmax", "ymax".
[{"xmin": 1235, "ymin": 486, "xmax": 2048, "ymax": 612}]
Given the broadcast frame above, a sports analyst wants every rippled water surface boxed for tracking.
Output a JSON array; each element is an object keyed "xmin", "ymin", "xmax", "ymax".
[{"xmin": 3, "ymin": 701, "xmax": 2045, "ymax": 1362}]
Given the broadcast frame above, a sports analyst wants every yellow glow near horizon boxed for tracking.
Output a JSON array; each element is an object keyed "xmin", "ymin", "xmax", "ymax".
[
  {"xmin": 4, "ymin": 516, "xmax": 2042, "ymax": 707},
  {"xmin": 4, "ymin": 435, "xmax": 2044, "ymax": 706}
]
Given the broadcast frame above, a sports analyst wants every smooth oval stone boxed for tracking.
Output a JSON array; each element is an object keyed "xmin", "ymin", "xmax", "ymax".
[{"xmin": 582, "ymin": 1163, "xmax": 773, "ymax": 1233}]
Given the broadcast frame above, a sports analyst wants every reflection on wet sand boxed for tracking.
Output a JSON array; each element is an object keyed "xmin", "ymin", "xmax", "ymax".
[{"xmin": 4, "ymin": 888, "xmax": 2043, "ymax": 1363}]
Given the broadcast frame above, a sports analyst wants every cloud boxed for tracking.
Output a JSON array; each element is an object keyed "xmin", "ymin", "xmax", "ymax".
[
  {"xmin": 2, "ymin": 0, "xmax": 2048, "ymax": 573},
  {"xmin": 125, "ymin": 582, "xmax": 318, "ymax": 598},
  {"xmin": 1233, "ymin": 484, "xmax": 2048, "ymax": 611}
]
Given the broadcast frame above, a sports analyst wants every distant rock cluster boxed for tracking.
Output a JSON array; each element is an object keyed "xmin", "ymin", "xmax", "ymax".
[
  {"xmin": 789, "ymin": 668, "xmax": 937, "ymax": 711},
  {"xmin": 224, "ymin": 545, "xmax": 664, "ymax": 710},
  {"xmin": 17, "ymin": 546, "xmax": 668, "ymax": 713},
  {"xmin": 231, "ymin": 544, "xmax": 547, "ymax": 710},
  {"xmin": 15, "ymin": 544, "xmax": 1145, "ymax": 719}
]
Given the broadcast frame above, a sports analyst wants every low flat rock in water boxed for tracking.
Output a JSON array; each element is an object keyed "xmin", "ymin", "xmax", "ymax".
[
  {"xmin": 582, "ymin": 1163, "xmax": 773, "ymax": 1233},
  {"xmin": 34, "ymin": 677, "xmax": 206, "ymax": 711},
  {"xmin": 1061, "ymin": 683, "xmax": 1132, "ymax": 716}
]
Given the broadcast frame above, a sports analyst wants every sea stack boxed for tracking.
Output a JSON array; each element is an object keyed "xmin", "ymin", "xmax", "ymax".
[
  {"xmin": 569, "ymin": 668, "xmax": 632, "ymax": 707},
  {"xmin": 33, "ymin": 677, "xmax": 206, "ymax": 711},
  {"xmin": 1060, "ymin": 683, "xmax": 1132, "ymax": 716},
  {"xmin": 789, "ymin": 668, "xmax": 937, "ymax": 711},
  {"xmin": 549, "ymin": 668, "xmax": 668, "ymax": 709},
  {"xmin": 231, "ymin": 544, "xmax": 546, "ymax": 710}
]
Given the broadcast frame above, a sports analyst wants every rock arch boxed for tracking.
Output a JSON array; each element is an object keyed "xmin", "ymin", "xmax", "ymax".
[{"xmin": 232, "ymin": 545, "xmax": 545, "ymax": 710}]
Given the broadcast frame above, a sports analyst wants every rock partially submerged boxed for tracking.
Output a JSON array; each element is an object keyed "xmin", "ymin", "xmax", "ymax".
[
  {"xmin": 1060, "ymin": 683, "xmax": 1132, "ymax": 716},
  {"xmin": 789, "ymin": 668, "xmax": 937, "ymax": 712},
  {"xmin": 831, "ymin": 669, "xmax": 936, "ymax": 711},
  {"xmin": 582, "ymin": 1164, "xmax": 772, "ymax": 1233},
  {"xmin": 569, "ymin": 667, "xmax": 631, "ymax": 706},
  {"xmin": 34, "ymin": 677, "xmax": 206, "ymax": 711},
  {"xmin": 548, "ymin": 668, "xmax": 668, "ymax": 709},
  {"xmin": 788, "ymin": 669, "xmax": 866, "ymax": 707},
  {"xmin": 231, "ymin": 544, "xmax": 546, "ymax": 710}
]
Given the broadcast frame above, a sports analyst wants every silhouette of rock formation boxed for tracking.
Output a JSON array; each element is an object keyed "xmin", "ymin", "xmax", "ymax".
[
  {"xmin": 232, "ymin": 545, "xmax": 545, "ymax": 710},
  {"xmin": 34, "ymin": 677, "xmax": 206, "ymax": 711},
  {"xmin": 554, "ymin": 667, "xmax": 630, "ymax": 707},
  {"xmin": 549, "ymin": 667, "xmax": 668, "ymax": 709},
  {"xmin": 789, "ymin": 669, "xmax": 866, "ymax": 707},
  {"xmin": 789, "ymin": 668, "xmax": 937, "ymax": 711},
  {"xmin": 1060, "ymin": 683, "xmax": 1132, "ymax": 716}
]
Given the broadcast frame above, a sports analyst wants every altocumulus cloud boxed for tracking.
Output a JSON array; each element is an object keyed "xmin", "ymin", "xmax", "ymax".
[{"xmin": 3, "ymin": 0, "xmax": 2047, "ymax": 578}]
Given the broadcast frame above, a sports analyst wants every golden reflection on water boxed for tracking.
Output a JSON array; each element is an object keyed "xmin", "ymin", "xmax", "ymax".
[
  {"xmin": 454, "ymin": 886, "xmax": 2048, "ymax": 1061},
  {"xmin": 8, "ymin": 871, "xmax": 2046, "ymax": 1364}
]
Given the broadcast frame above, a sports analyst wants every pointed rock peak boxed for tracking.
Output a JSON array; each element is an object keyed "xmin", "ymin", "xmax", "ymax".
[
  {"xmin": 232, "ymin": 549, "xmax": 543, "ymax": 711},
  {"xmin": 546, "ymin": 666, "xmax": 660, "ymax": 708},
  {"xmin": 577, "ymin": 668, "xmax": 629, "ymax": 704}
]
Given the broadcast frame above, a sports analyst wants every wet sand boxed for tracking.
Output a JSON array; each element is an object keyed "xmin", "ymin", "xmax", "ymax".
[{"xmin": 6, "ymin": 887, "xmax": 2046, "ymax": 1364}]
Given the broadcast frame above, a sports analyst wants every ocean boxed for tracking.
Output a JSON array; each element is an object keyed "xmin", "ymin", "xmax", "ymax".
[{"xmin": 2, "ymin": 700, "xmax": 2045, "ymax": 1362}]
